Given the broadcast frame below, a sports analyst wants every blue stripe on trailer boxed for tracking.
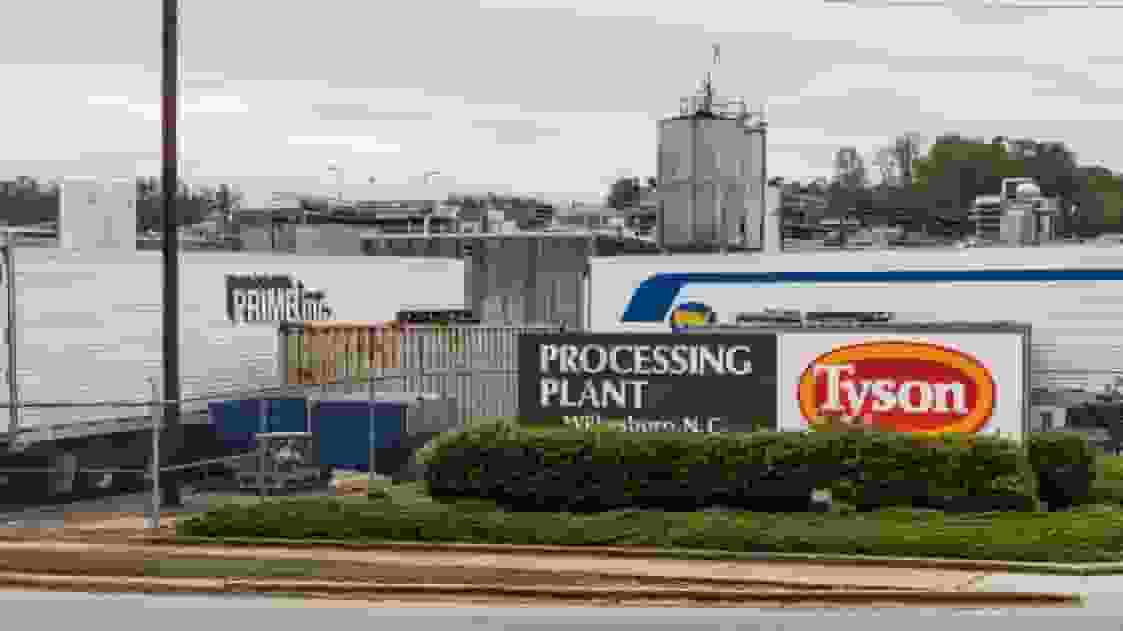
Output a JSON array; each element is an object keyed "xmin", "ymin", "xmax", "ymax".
[{"xmin": 620, "ymin": 269, "xmax": 1123, "ymax": 323}]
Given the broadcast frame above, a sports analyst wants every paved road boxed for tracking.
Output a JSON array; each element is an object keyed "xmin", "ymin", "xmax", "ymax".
[
  {"xmin": 980, "ymin": 574, "xmax": 1123, "ymax": 612},
  {"xmin": 0, "ymin": 590, "xmax": 1115, "ymax": 629}
]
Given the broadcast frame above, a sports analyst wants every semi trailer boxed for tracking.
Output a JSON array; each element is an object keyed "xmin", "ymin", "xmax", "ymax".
[
  {"xmin": 0, "ymin": 248, "xmax": 465, "ymax": 503},
  {"xmin": 590, "ymin": 243, "xmax": 1123, "ymax": 395}
]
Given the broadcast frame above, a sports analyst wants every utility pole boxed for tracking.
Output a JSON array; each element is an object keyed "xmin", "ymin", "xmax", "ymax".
[
  {"xmin": 161, "ymin": 0, "xmax": 183, "ymax": 507},
  {"xmin": 328, "ymin": 164, "xmax": 343, "ymax": 205},
  {"xmin": 423, "ymin": 170, "xmax": 440, "ymax": 235},
  {"xmin": 2, "ymin": 232, "xmax": 19, "ymax": 445}
]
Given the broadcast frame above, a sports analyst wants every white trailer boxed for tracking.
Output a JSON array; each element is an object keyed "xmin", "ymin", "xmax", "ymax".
[
  {"xmin": 589, "ymin": 244, "xmax": 1123, "ymax": 393},
  {"xmin": 0, "ymin": 249, "xmax": 465, "ymax": 443}
]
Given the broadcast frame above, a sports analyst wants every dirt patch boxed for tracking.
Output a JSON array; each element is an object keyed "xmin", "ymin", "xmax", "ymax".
[
  {"xmin": 0, "ymin": 545, "xmax": 841, "ymax": 592},
  {"xmin": 0, "ymin": 539, "xmax": 986, "ymax": 593}
]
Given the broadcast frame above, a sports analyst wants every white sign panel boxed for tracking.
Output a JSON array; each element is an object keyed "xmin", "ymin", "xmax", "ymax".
[{"xmin": 776, "ymin": 331, "xmax": 1026, "ymax": 441}]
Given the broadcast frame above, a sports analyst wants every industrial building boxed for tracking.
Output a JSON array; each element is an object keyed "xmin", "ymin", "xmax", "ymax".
[
  {"xmin": 655, "ymin": 69, "xmax": 769, "ymax": 252},
  {"xmin": 57, "ymin": 177, "xmax": 137, "ymax": 252}
]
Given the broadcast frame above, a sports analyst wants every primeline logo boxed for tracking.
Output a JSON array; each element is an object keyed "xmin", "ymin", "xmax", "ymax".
[{"xmin": 226, "ymin": 274, "xmax": 334, "ymax": 324}]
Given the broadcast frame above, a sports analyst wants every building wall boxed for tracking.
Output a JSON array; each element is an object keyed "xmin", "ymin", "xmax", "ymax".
[
  {"xmin": 58, "ymin": 177, "xmax": 136, "ymax": 252},
  {"xmin": 465, "ymin": 236, "xmax": 590, "ymax": 329},
  {"xmin": 363, "ymin": 236, "xmax": 465, "ymax": 258},
  {"xmin": 293, "ymin": 224, "xmax": 364, "ymax": 255},
  {"xmin": 239, "ymin": 226, "xmax": 274, "ymax": 252},
  {"xmin": 742, "ymin": 126, "xmax": 767, "ymax": 249}
]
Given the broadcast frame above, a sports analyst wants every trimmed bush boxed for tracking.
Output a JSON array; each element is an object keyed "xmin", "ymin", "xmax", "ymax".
[
  {"xmin": 177, "ymin": 490, "xmax": 1123, "ymax": 563},
  {"xmin": 418, "ymin": 421, "xmax": 1036, "ymax": 513},
  {"xmin": 1027, "ymin": 432, "xmax": 1096, "ymax": 510}
]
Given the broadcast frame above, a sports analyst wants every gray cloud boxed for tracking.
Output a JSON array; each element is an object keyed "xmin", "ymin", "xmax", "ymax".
[
  {"xmin": 947, "ymin": 6, "xmax": 1052, "ymax": 26},
  {"xmin": 0, "ymin": 5, "xmax": 153, "ymax": 68},
  {"xmin": 181, "ymin": 4, "xmax": 868, "ymax": 116},
  {"xmin": 183, "ymin": 77, "xmax": 228, "ymax": 91},
  {"xmin": 472, "ymin": 119, "xmax": 561, "ymax": 145},
  {"xmin": 311, "ymin": 103, "xmax": 433, "ymax": 122}
]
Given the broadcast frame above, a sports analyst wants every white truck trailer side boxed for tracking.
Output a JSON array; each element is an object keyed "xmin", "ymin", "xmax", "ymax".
[
  {"xmin": 590, "ymin": 244, "xmax": 1123, "ymax": 393},
  {"xmin": 0, "ymin": 250, "xmax": 465, "ymax": 441}
]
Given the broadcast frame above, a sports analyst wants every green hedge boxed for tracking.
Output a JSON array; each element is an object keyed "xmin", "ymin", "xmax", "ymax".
[
  {"xmin": 1026, "ymin": 432, "xmax": 1097, "ymax": 508},
  {"xmin": 176, "ymin": 488, "xmax": 1123, "ymax": 563},
  {"xmin": 417, "ymin": 421, "xmax": 1038, "ymax": 513}
]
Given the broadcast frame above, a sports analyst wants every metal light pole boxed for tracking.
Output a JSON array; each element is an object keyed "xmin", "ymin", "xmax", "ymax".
[
  {"xmin": 161, "ymin": 0, "xmax": 183, "ymax": 507},
  {"xmin": 1, "ymin": 232, "xmax": 19, "ymax": 446},
  {"xmin": 422, "ymin": 170, "xmax": 440, "ymax": 235},
  {"xmin": 146, "ymin": 377, "xmax": 161, "ymax": 530},
  {"xmin": 328, "ymin": 164, "xmax": 344, "ymax": 204}
]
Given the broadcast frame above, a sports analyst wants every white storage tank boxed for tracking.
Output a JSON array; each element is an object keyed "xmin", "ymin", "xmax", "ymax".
[{"xmin": 656, "ymin": 79, "xmax": 766, "ymax": 251}]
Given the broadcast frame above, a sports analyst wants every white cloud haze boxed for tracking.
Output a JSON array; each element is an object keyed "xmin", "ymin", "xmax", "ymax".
[{"xmin": 0, "ymin": 0, "xmax": 1118, "ymax": 205}]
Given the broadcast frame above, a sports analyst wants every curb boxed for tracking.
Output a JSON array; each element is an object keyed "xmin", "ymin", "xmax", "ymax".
[
  {"xmin": 153, "ymin": 536, "xmax": 1123, "ymax": 576},
  {"xmin": 0, "ymin": 572, "xmax": 1084, "ymax": 607},
  {"xmin": 0, "ymin": 541, "xmax": 970, "ymax": 593}
]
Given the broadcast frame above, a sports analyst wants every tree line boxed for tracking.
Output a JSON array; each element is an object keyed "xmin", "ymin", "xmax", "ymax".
[
  {"xmin": 828, "ymin": 133, "xmax": 1123, "ymax": 237},
  {"xmin": 603, "ymin": 132, "xmax": 1123, "ymax": 238},
  {"xmin": 0, "ymin": 176, "xmax": 244, "ymax": 232}
]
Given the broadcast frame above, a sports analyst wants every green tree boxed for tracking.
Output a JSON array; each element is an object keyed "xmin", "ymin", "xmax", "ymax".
[
  {"xmin": 1072, "ymin": 168, "xmax": 1123, "ymax": 233},
  {"xmin": 1014, "ymin": 139, "xmax": 1080, "ymax": 235},
  {"xmin": 135, "ymin": 178, "xmax": 211, "ymax": 232},
  {"xmin": 912, "ymin": 134, "xmax": 1024, "ymax": 218},
  {"xmin": 606, "ymin": 177, "xmax": 642, "ymax": 209}
]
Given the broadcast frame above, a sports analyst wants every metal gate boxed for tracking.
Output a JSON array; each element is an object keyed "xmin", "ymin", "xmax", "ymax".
[{"xmin": 278, "ymin": 321, "xmax": 563, "ymax": 426}]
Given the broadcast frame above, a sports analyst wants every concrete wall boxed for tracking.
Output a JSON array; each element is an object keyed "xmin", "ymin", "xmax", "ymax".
[
  {"xmin": 364, "ymin": 236, "xmax": 465, "ymax": 259},
  {"xmin": 239, "ymin": 226, "xmax": 274, "ymax": 252},
  {"xmin": 742, "ymin": 127, "xmax": 767, "ymax": 249},
  {"xmin": 465, "ymin": 236, "xmax": 590, "ymax": 329},
  {"xmin": 293, "ymin": 225, "xmax": 363, "ymax": 255},
  {"xmin": 58, "ymin": 177, "xmax": 136, "ymax": 252}
]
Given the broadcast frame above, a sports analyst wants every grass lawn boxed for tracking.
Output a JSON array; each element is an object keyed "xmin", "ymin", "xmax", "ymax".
[
  {"xmin": 1091, "ymin": 454, "xmax": 1123, "ymax": 505},
  {"xmin": 142, "ymin": 557, "xmax": 323, "ymax": 580},
  {"xmin": 176, "ymin": 481, "xmax": 1123, "ymax": 565}
]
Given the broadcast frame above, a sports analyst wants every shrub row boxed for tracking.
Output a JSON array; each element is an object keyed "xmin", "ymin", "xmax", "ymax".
[
  {"xmin": 417, "ymin": 421, "xmax": 1046, "ymax": 513},
  {"xmin": 176, "ymin": 489, "xmax": 1123, "ymax": 563},
  {"xmin": 1026, "ymin": 431, "xmax": 1097, "ymax": 509}
]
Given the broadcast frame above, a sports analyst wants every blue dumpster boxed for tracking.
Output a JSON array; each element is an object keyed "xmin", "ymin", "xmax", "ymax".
[
  {"xmin": 311, "ymin": 401, "xmax": 406, "ymax": 472},
  {"xmin": 263, "ymin": 398, "xmax": 309, "ymax": 434},
  {"xmin": 208, "ymin": 398, "xmax": 308, "ymax": 450}
]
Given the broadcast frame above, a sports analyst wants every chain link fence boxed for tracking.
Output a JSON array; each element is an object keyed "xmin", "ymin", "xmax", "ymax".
[{"xmin": 0, "ymin": 323, "xmax": 564, "ymax": 525}]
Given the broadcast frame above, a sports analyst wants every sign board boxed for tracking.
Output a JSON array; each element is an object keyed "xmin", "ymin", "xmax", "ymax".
[
  {"xmin": 518, "ymin": 333, "xmax": 777, "ymax": 432},
  {"xmin": 226, "ymin": 274, "xmax": 334, "ymax": 324},
  {"xmin": 280, "ymin": 323, "xmax": 402, "ymax": 386},
  {"xmin": 774, "ymin": 328, "xmax": 1028, "ymax": 440}
]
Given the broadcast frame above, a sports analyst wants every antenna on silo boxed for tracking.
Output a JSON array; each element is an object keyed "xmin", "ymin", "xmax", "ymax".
[{"xmin": 701, "ymin": 43, "xmax": 720, "ymax": 114}]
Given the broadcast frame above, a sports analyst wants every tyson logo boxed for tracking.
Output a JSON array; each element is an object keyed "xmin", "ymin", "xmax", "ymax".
[{"xmin": 797, "ymin": 341, "xmax": 996, "ymax": 435}]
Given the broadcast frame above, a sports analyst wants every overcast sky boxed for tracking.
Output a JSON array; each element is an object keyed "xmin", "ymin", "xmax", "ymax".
[{"xmin": 0, "ymin": 0, "xmax": 1120, "ymax": 206}]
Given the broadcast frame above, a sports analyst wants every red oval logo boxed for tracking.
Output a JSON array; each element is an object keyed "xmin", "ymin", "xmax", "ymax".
[{"xmin": 797, "ymin": 341, "xmax": 996, "ymax": 435}]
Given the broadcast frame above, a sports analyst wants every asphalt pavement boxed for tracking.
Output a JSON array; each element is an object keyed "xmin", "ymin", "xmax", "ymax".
[
  {"xmin": 980, "ymin": 574, "xmax": 1123, "ymax": 612},
  {"xmin": 0, "ymin": 590, "xmax": 1115, "ymax": 628}
]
